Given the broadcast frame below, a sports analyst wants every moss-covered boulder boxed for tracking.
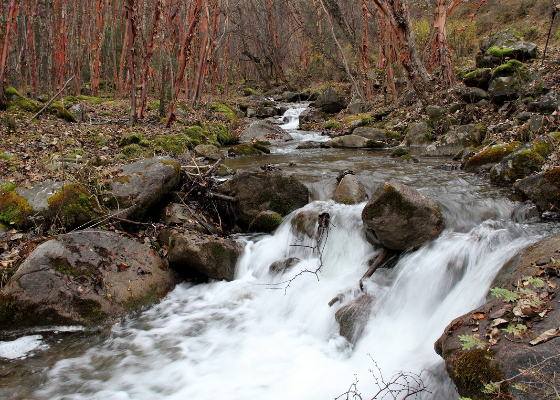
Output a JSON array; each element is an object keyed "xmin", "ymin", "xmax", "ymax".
[
  {"xmin": 332, "ymin": 174, "xmax": 367, "ymax": 205},
  {"xmin": 154, "ymin": 133, "xmax": 192, "ymax": 155},
  {"xmin": 167, "ymin": 230, "xmax": 244, "ymax": 281},
  {"xmin": 335, "ymin": 294, "xmax": 374, "ymax": 343},
  {"xmin": 210, "ymin": 103, "xmax": 239, "ymax": 124},
  {"xmin": 248, "ymin": 210, "xmax": 284, "ymax": 233},
  {"xmin": 49, "ymin": 101, "xmax": 77, "ymax": 122},
  {"xmin": 313, "ymin": 87, "xmax": 348, "ymax": 113},
  {"xmin": 0, "ymin": 230, "xmax": 181, "ymax": 330},
  {"xmin": 476, "ymin": 29, "xmax": 537, "ymax": 68},
  {"xmin": 464, "ymin": 142, "xmax": 521, "ymax": 173},
  {"xmin": 228, "ymin": 143, "xmax": 266, "ymax": 156},
  {"xmin": 299, "ymin": 108, "xmax": 327, "ymax": 131},
  {"xmin": 194, "ymin": 144, "xmax": 223, "ymax": 161},
  {"xmin": 361, "ymin": 182, "xmax": 443, "ymax": 251},
  {"xmin": 0, "ymin": 183, "xmax": 34, "ymax": 229},
  {"xmin": 490, "ymin": 145, "xmax": 544, "ymax": 186},
  {"xmin": 103, "ymin": 157, "xmax": 181, "ymax": 220},
  {"xmin": 215, "ymin": 168, "xmax": 309, "ymax": 230},
  {"xmin": 45, "ymin": 183, "xmax": 100, "ymax": 228},
  {"xmin": 5, "ymin": 88, "xmax": 41, "ymax": 113},
  {"xmin": 514, "ymin": 167, "xmax": 560, "ymax": 213},
  {"xmin": 435, "ymin": 234, "xmax": 560, "ymax": 400},
  {"xmin": 404, "ymin": 122, "xmax": 433, "ymax": 151},
  {"xmin": 463, "ymin": 68, "xmax": 492, "ymax": 90}
]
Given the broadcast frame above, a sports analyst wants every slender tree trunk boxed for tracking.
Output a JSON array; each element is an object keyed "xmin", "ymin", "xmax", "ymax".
[
  {"xmin": 0, "ymin": 0, "xmax": 19, "ymax": 104},
  {"xmin": 92, "ymin": 0, "xmax": 104, "ymax": 96},
  {"xmin": 125, "ymin": 0, "xmax": 137, "ymax": 126}
]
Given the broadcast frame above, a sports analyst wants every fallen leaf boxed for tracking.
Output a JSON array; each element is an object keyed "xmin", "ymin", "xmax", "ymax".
[
  {"xmin": 530, "ymin": 328, "xmax": 560, "ymax": 345},
  {"xmin": 489, "ymin": 318, "xmax": 508, "ymax": 328}
]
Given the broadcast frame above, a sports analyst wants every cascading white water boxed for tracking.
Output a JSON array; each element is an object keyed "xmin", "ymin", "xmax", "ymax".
[
  {"xmin": 11, "ymin": 195, "xmax": 554, "ymax": 400},
  {"xmin": 276, "ymin": 105, "xmax": 329, "ymax": 148}
]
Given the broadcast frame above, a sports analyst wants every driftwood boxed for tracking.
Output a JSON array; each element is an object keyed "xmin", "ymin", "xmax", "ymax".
[
  {"xmin": 28, "ymin": 75, "xmax": 75, "ymax": 123},
  {"xmin": 328, "ymin": 247, "xmax": 389, "ymax": 307}
]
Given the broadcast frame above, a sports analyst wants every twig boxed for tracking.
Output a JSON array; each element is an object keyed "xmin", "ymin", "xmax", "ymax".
[{"xmin": 28, "ymin": 75, "xmax": 75, "ymax": 124}]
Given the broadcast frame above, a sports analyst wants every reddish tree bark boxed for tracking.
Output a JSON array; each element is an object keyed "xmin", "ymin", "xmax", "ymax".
[
  {"xmin": 0, "ymin": 0, "xmax": 19, "ymax": 102},
  {"xmin": 91, "ymin": 0, "xmax": 105, "ymax": 97},
  {"xmin": 125, "ymin": 0, "xmax": 138, "ymax": 126},
  {"xmin": 376, "ymin": 9, "xmax": 398, "ymax": 103}
]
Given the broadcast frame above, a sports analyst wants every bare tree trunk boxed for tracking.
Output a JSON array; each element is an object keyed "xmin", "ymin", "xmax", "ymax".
[
  {"xmin": 0, "ymin": 0, "xmax": 19, "ymax": 105},
  {"xmin": 125, "ymin": 0, "xmax": 137, "ymax": 126}
]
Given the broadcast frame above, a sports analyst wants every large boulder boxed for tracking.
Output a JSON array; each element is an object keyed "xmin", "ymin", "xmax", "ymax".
[
  {"xmin": 476, "ymin": 29, "xmax": 538, "ymax": 68},
  {"xmin": 488, "ymin": 76, "xmax": 521, "ymax": 105},
  {"xmin": 514, "ymin": 166, "xmax": 560, "ymax": 213},
  {"xmin": 194, "ymin": 144, "xmax": 223, "ymax": 161},
  {"xmin": 299, "ymin": 108, "xmax": 327, "ymax": 130},
  {"xmin": 238, "ymin": 120, "xmax": 292, "ymax": 143},
  {"xmin": 490, "ymin": 145, "xmax": 544, "ymax": 186},
  {"xmin": 435, "ymin": 235, "xmax": 560, "ymax": 400},
  {"xmin": 325, "ymin": 135, "xmax": 369, "ymax": 148},
  {"xmin": 361, "ymin": 182, "xmax": 443, "ymax": 251},
  {"xmin": 167, "ymin": 230, "xmax": 244, "ymax": 281},
  {"xmin": 404, "ymin": 122, "xmax": 432, "ymax": 151},
  {"xmin": 455, "ymin": 87, "xmax": 489, "ymax": 103},
  {"xmin": 335, "ymin": 294, "xmax": 374, "ymax": 343},
  {"xmin": 248, "ymin": 210, "xmax": 284, "ymax": 233},
  {"xmin": 332, "ymin": 174, "xmax": 367, "ymax": 205},
  {"xmin": 353, "ymin": 127, "xmax": 401, "ymax": 142},
  {"xmin": 424, "ymin": 124, "xmax": 485, "ymax": 157},
  {"xmin": 103, "ymin": 157, "xmax": 181, "ymax": 220},
  {"xmin": 464, "ymin": 142, "xmax": 522, "ymax": 173},
  {"xmin": 0, "ymin": 230, "xmax": 180, "ymax": 330},
  {"xmin": 314, "ymin": 87, "xmax": 348, "ymax": 113},
  {"xmin": 214, "ymin": 168, "xmax": 309, "ymax": 229}
]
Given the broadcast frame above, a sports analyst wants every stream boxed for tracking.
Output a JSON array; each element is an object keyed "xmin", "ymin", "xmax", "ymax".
[{"xmin": 1, "ymin": 104, "xmax": 559, "ymax": 399}]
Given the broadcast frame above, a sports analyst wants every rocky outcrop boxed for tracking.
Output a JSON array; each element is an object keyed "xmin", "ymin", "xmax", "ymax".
[
  {"xmin": 404, "ymin": 122, "xmax": 432, "ymax": 151},
  {"xmin": 332, "ymin": 174, "xmax": 367, "ymax": 205},
  {"xmin": 299, "ymin": 108, "xmax": 327, "ymax": 130},
  {"xmin": 167, "ymin": 230, "xmax": 244, "ymax": 281},
  {"xmin": 514, "ymin": 166, "xmax": 560, "ymax": 213},
  {"xmin": 361, "ymin": 182, "xmax": 443, "ymax": 251},
  {"xmin": 435, "ymin": 235, "xmax": 560, "ymax": 400},
  {"xmin": 0, "ymin": 230, "xmax": 180, "ymax": 330},
  {"xmin": 335, "ymin": 294, "xmax": 374, "ymax": 343},
  {"xmin": 424, "ymin": 124, "xmax": 485, "ymax": 157},
  {"xmin": 215, "ymin": 168, "xmax": 309, "ymax": 229},
  {"xmin": 476, "ymin": 29, "xmax": 538, "ymax": 68},
  {"xmin": 326, "ymin": 135, "xmax": 368, "ymax": 148},
  {"xmin": 238, "ymin": 120, "xmax": 293, "ymax": 143},
  {"xmin": 314, "ymin": 87, "xmax": 348, "ymax": 113}
]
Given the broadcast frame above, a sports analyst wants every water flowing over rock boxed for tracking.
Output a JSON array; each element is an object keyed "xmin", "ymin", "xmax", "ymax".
[
  {"xmin": 435, "ymin": 234, "xmax": 560, "ymax": 400},
  {"xmin": 214, "ymin": 168, "xmax": 309, "ymax": 229},
  {"xmin": 269, "ymin": 257, "xmax": 300, "ymax": 275},
  {"xmin": 103, "ymin": 157, "xmax": 181, "ymax": 220},
  {"xmin": 335, "ymin": 294, "xmax": 374, "ymax": 343},
  {"xmin": 0, "ymin": 230, "xmax": 180, "ymax": 330},
  {"xmin": 238, "ymin": 120, "xmax": 293, "ymax": 143},
  {"xmin": 361, "ymin": 182, "xmax": 443, "ymax": 251},
  {"xmin": 167, "ymin": 230, "xmax": 244, "ymax": 281},
  {"xmin": 298, "ymin": 108, "xmax": 327, "ymax": 130},
  {"xmin": 332, "ymin": 174, "xmax": 367, "ymax": 205}
]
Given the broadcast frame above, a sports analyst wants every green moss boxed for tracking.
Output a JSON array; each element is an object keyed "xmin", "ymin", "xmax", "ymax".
[
  {"xmin": 64, "ymin": 95, "xmax": 78, "ymax": 104},
  {"xmin": 122, "ymin": 286, "xmax": 160, "ymax": 312},
  {"xmin": 0, "ymin": 182, "xmax": 16, "ymax": 191},
  {"xmin": 208, "ymin": 121, "xmax": 233, "ymax": 145},
  {"xmin": 243, "ymin": 88, "xmax": 254, "ymax": 96},
  {"xmin": 49, "ymin": 102, "xmax": 77, "ymax": 122},
  {"xmin": 154, "ymin": 133, "xmax": 191, "ymax": 154},
  {"xmin": 7, "ymin": 96, "xmax": 40, "ymax": 113},
  {"xmin": 228, "ymin": 143, "xmax": 263, "ymax": 156},
  {"xmin": 325, "ymin": 120, "xmax": 342, "ymax": 129},
  {"xmin": 487, "ymin": 46, "xmax": 514, "ymax": 59},
  {"xmin": 365, "ymin": 140, "xmax": 385, "ymax": 148},
  {"xmin": 5, "ymin": 87, "xmax": 22, "ymax": 97},
  {"xmin": 391, "ymin": 148, "xmax": 410, "ymax": 158},
  {"xmin": 492, "ymin": 60, "xmax": 531, "ymax": 82},
  {"xmin": 47, "ymin": 183, "xmax": 97, "ymax": 226},
  {"xmin": 385, "ymin": 130, "xmax": 402, "ymax": 139},
  {"xmin": 453, "ymin": 349, "xmax": 507, "ymax": 399},
  {"xmin": 551, "ymin": 132, "xmax": 560, "ymax": 143},
  {"xmin": 0, "ymin": 189, "xmax": 33, "ymax": 228},
  {"xmin": 395, "ymin": 154, "xmax": 417, "ymax": 163},
  {"xmin": 534, "ymin": 142, "xmax": 553, "ymax": 156},
  {"xmin": 210, "ymin": 103, "xmax": 239, "ymax": 123},
  {"xmin": 463, "ymin": 68, "xmax": 491, "ymax": 79},
  {"xmin": 121, "ymin": 144, "xmax": 144, "ymax": 157},
  {"xmin": 252, "ymin": 142, "xmax": 271, "ymax": 153},
  {"xmin": 76, "ymin": 95, "xmax": 104, "ymax": 104},
  {"xmin": 361, "ymin": 115, "xmax": 372, "ymax": 126},
  {"xmin": 492, "ymin": 150, "xmax": 543, "ymax": 184},
  {"xmin": 0, "ymin": 152, "xmax": 17, "ymax": 164},
  {"xmin": 147, "ymin": 100, "xmax": 160, "ymax": 111},
  {"xmin": 160, "ymin": 159, "xmax": 181, "ymax": 178},
  {"xmin": 75, "ymin": 299, "xmax": 108, "ymax": 324},
  {"xmin": 363, "ymin": 184, "xmax": 415, "ymax": 220},
  {"xmin": 424, "ymin": 131, "xmax": 434, "ymax": 141},
  {"xmin": 119, "ymin": 132, "xmax": 149, "ymax": 147},
  {"xmin": 465, "ymin": 142, "xmax": 521, "ymax": 171},
  {"xmin": 249, "ymin": 212, "xmax": 284, "ymax": 232}
]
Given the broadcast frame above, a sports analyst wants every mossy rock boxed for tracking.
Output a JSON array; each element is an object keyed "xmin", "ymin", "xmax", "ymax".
[
  {"xmin": 0, "ymin": 185, "xmax": 33, "ymax": 229},
  {"xmin": 464, "ymin": 142, "xmax": 521, "ymax": 172},
  {"xmin": 487, "ymin": 46, "xmax": 514, "ymax": 59},
  {"xmin": 119, "ymin": 132, "xmax": 149, "ymax": 147},
  {"xmin": 46, "ymin": 183, "xmax": 99, "ymax": 227},
  {"xmin": 390, "ymin": 148, "xmax": 410, "ymax": 158},
  {"xmin": 76, "ymin": 95, "xmax": 104, "ymax": 104},
  {"xmin": 491, "ymin": 60, "xmax": 531, "ymax": 82},
  {"xmin": 5, "ymin": 87, "xmax": 22, "ymax": 97},
  {"xmin": 207, "ymin": 121, "xmax": 233, "ymax": 145},
  {"xmin": 7, "ymin": 95, "xmax": 40, "ymax": 113},
  {"xmin": 252, "ymin": 142, "xmax": 271, "ymax": 154},
  {"xmin": 248, "ymin": 210, "xmax": 284, "ymax": 233},
  {"xmin": 120, "ymin": 143, "xmax": 146, "ymax": 158},
  {"xmin": 210, "ymin": 103, "xmax": 239, "ymax": 124},
  {"xmin": 365, "ymin": 140, "xmax": 385, "ymax": 148},
  {"xmin": 514, "ymin": 166, "xmax": 560, "ymax": 212},
  {"xmin": 534, "ymin": 141, "xmax": 553, "ymax": 157},
  {"xmin": 49, "ymin": 101, "xmax": 77, "ymax": 122},
  {"xmin": 490, "ymin": 149, "xmax": 543, "ymax": 185},
  {"xmin": 228, "ymin": 143, "xmax": 264, "ymax": 156},
  {"xmin": 154, "ymin": 133, "xmax": 191, "ymax": 155},
  {"xmin": 453, "ymin": 349, "xmax": 507, "ymax": 399}
]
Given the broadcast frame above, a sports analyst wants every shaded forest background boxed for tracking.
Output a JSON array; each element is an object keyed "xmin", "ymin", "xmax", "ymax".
[{"xmin": 0, "ymin": 0, "xmax": 558, "ymax": 125}]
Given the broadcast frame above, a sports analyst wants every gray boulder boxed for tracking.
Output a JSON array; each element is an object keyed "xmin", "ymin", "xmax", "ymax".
[
  {"xmin": 488, "ymin": 76, "xmax": 521, "ymax": 104},
  {"xmin": 0, "ymin": 230, "xmax": 180, "ymax": 330},
  {"xmin": 248, "ymin": 210, "xmax": 284, "ymax": 233},
  {"xmin": 282, "ymin": 92, "xmax": 300, "ymax": 102},
  {"xmin": 335, "ymin": 294, "xmax": 374, "ymax": 343},
  {"xmin": 68, "ymin": 104, "xmax": 84, "ymax": 122},
  {"xmin": 537, "ymin": 91, "xmax": 559, "ymax": 114},
  {"xmin": 514, "ymin": 166, "xmax": 560, "ymax": 212},
  {"xmin": 462, "ymin": 68, "xmax": 492, "ymax": 90},
  {"xmin": 215, "ymin": 168, "xmax": 309, "ymax": 229},
  {"xmin": 299, "ymin": 108, "xmax": 327, "ymax": 130},
  {"xmin": 194, "ymin": 144, "xmax": 223, "ymax": 161},
  {"xmin": 167, "ymin": 230, "xmax": 244, "ymax": 281},
  {"xmin": 103, "ymin": 157, "xmax": 181, "ymax": 220},
  {"xmin": 332, "ymin": 174, "xmax": 367, "ymax": 205},
  {"xmin": 490, "ymin": 144, "xmax": 543, "ymax": 186},
  {"xmin": 256, "ymin": 107, "xmax": 278, "ymax": 118},
  {"xmin": 361, "ymin": 182, "xmax": 444, "ymax": 251},
  {"xmin": 424, "ymin": 124, "xmax": 485, "ymax": 157},
  {"xmin": 455, "ymin": 87, "xmax": 489, "ymax": 103},
  {"xmin": 314, "ymin": 87, "xmax": 348, "ymax": 113},
  {"xmin": 404, "ymin": 122, "xmax": 432, "ymax": 151},
  {"xmin": 238, "ymin": 120, "xmax": 292, "ymax": 143},
  {"xmin": 426, "ymin": 105, "xmax": 445, "ymax": 121},
  {"xmin": 353, "ymin": 127, "xmax": 401, "ymax": 142},
  {"xmin": 326, "ymin": 135, "xmax": 369, "ymax": 148},
  {"xmin": 347, "ymin": 102, "xmax": 364, "ymax": 114}
]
